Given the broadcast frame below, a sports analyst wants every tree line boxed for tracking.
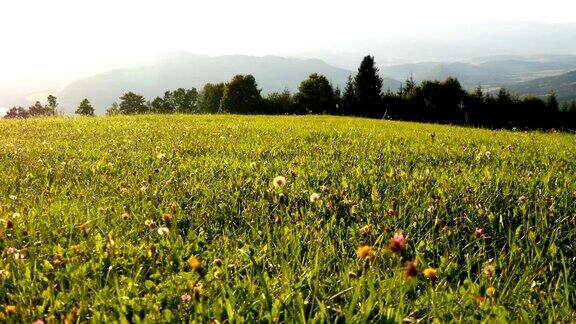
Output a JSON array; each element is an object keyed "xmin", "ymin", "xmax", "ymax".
[{"xmin": 5, "ymin": 56, "xmax": 576, "ymax": 130}]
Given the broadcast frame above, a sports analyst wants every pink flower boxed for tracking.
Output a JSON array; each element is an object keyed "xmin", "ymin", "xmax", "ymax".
[
  {"xmin": 474, "ymin": 227, "xmax": 484, "ymax": 238},
  {"xmin": 33, "ymin": 320, "xmax": 45, "ymax": 324},
  {"xmin": 181, "ymin": 293, "xmax": 192, "ymax": 302},
  {"xmin": 388, "ymin": 233, "xmax": 406, "ymax": 253}
]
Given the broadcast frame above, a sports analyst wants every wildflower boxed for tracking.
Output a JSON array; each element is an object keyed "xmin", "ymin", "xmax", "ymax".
[
  {"xmin": 272, "ymin": 176, "xmax": 286, "ymax": 188},
  {"xmin": 33, "ymin": 320, "xmax": 45, "ymax": 324},
  {"xmin": 77, "ymin": 223, "xmax": 89, "ymax": 235},
  {"xmin": 403, "ymin": 260, "xmax": 418, "ymax": 279},
  {"xmin": 144, "ymin": 219, "xmax": 156, "ymax": 227},
  {"xmin": 71, "ymin": 245, "xmax": 82, "ymax": 254},
  {"xmin": 157, "ymin": 152, "xmax": 166, "ymax": 160},
  {"xmin": 482, "ymin": 264, "xmax": 495, "ymax": 278},
  {"xmin": 181, "ymin": 293, "xmax": 192, "ymax": 302},
  {"xmin": 5, "ymin": 305, "xmax": 16, "ymax": 315},
  {"xmin": 187, "ymin": 256, "xmax": 201, "ymax": 270},
  {"xmin": 474, "ymin": 227, "xmax": 484, "ymax": 238},
  {"xmin": 8, "ymin": 195, "xmax": 17, "ymax": 200},
  {"xmin": 121, "ymin": 213, "xmax": 130, "ymax": 221},
  {"xmin": 309, "ymin": 192, "xmax": 320, "ymax": 203},
  {"xmin": 388, "ymin": 233, "xmax": 406, "ymax": 253},
  {"xmin": 357, "ymin": 245, "xmax": 372, "ymax": 259},
  {"xmin": 157, "ymin": 226, "xmax": 169, "ymax": 236},
  {"xmin": 11, "ymin": 212, "xmax": 20, "ymax": 218},
  {"xmin": 162, "ymin": 213, "xmax": 173, "ymax": 223},
  {"xmin": 422, "ymin": 267, "xmax": 437, "ymax": 280},
  {"xmin": 486, "ymin": 286, "xmax": 496, "ymax": 297},
  {"xmin": 213, "ymin": 258, "xmax": 223, "ymax": 266},
  {"xmin": 319, "ymin": 185, "xmax": 330, "ymax": 193}
]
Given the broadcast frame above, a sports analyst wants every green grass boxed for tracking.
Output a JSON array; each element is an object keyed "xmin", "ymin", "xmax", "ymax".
[{"xmin": 0, "ymin": 115, "xmax": 575, "ymax": 322}]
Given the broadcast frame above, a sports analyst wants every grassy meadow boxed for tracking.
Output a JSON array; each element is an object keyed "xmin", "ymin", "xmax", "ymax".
[{"xmin": 0, "ymin": 115, "xmax": 575, "ymax": 322}]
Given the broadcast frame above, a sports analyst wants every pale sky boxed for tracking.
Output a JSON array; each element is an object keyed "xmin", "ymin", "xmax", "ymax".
[{"xmin": 0, "ymin": 0, "xmax": 575, "ymax": 85}]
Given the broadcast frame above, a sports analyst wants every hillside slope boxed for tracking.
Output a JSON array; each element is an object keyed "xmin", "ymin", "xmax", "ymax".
[{"xmin": 506, "ymin": 70, "xmax": 576, "ymax": 102}]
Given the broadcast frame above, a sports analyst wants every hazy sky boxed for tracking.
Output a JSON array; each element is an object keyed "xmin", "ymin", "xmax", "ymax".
[{"xmin": 1, "ymin": 0, "xmax": 575, "ymax": 85}]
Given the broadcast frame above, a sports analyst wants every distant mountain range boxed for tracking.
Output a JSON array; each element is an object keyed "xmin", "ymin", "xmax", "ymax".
[
  {"xmin": 58, "ymin": 54, "xmax": 345, "ymax": 114},
  {"xmin": 506, "ymin": 70, "xmax": 576, "ymax": 102},
  {"xmin": 59, "ymin": 53, "xmax": 404, "ymax": 114},
  {"xmin": 50, "ymin": 53, "xmax": 576, "ymax": 114},
  {"xmin": 380, "ymin": 55, "xmax": 576, "ymax": 87}
]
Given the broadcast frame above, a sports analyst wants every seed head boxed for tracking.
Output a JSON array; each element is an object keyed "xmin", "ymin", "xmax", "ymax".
[
  {"xmin": 273, "ymin": 176, "xmax": 286, "ymax": 188},
  {"xmin": 157, "ymin": 226, "xmax": 169, "ymax": 236},
  {"xmin": 309, "ymin": 192, "xmax": 320, "ymax": 203}
]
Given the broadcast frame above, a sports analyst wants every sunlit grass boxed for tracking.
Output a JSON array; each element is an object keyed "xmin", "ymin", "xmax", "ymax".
[{"xmin": 0, "ymin": 115, "xmax": 574, "ymax": 322}]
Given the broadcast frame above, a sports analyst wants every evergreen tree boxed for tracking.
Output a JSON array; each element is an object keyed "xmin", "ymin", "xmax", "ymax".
[
  {"xmin": 118, "ymin": 92, "xmax": 148, "ymax": 114},
  {"xmin": 354, "ymin": 56, "xmax": 383, "ymax": 117},
  {"xmin": 28, "ymin": 101, "xmax": 52, "ymax": 117},
  {"xmin": 546, "ymin": 92, "xmax": 559, "ymax": 111},
  {"xmin": 341, "ymin": 75, "xmax": 357, "ymax": 115},
  {"xmin": 75, "ymin": 99, "xmax": 95, "ymax": 116},
  {"xmin": 47, "ymin": 95, "xmax": 58, "ymax": 115}
]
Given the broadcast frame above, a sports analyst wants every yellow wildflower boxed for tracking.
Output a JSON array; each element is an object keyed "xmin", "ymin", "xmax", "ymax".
[
  {"xmin": 422, "ymin": 267, "xmax": 437, "ymax": 280},
  {"xmin": 357, "ymin": 245, "xmax": 372, "ymax": 259},
  {"xmin": 187, "ymin": 256, "xmax": 201, "ymax": 270}
]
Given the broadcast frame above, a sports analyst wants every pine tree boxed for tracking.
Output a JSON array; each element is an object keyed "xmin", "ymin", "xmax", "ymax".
[
  {"xmin": 354, "ymin": 56, "xmax": 383, "ymax": 118},
  {"xmin": 546, "ymin": 91, "xmax": 559, "ymax": 111},
  {"xmin": 47, "ymin": 95, "xmax": 58, "ymax": 115},
  {"xmin": 341, "ymin": 75, "xmax": 357, "ymax": 116},
  {"xmin": 118, "ymin": 92, "xmax": 148, "ymax": 114},
  {"xmin": 75, "ymin": 98, "xmax": 95, "ymax": 116}
]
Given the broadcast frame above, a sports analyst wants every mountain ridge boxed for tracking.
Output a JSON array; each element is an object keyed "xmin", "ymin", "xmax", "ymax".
[{"xmin": 58, "ymin": 53, "xmax": 402, "ymax": 114}]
